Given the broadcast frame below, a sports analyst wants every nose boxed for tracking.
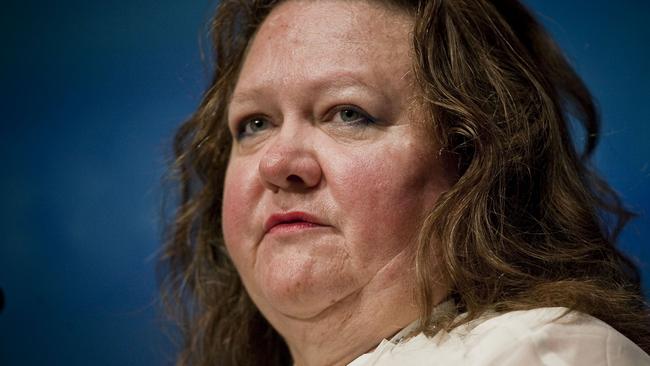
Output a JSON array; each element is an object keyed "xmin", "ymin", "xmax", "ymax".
[{"xmin": 258, "ymin": 130, "xmax": 322, "ymax": 192}]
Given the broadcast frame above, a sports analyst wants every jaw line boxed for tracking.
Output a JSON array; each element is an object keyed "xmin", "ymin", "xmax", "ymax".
[
  {"xmin": 270, "ymin": 246, "xmax": 416, "ymax": 323},
  {"xmin": 277, "ymin": 283, "xmax": 365, "ymax": 323}
]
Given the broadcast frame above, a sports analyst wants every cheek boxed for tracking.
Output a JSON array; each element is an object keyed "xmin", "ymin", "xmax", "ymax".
[
  {"xmin": 221, "ymin": 159, "xmax": 262, "ymax": 268},
  {"xmin": 330, "ymin": 143, "xmax": 448, "ymax": 260}
]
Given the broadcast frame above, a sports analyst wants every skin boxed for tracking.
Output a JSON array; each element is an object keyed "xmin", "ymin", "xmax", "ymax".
[{"xmin": 222, "ymin": 1, "xmax": 452, "ymax": 365}]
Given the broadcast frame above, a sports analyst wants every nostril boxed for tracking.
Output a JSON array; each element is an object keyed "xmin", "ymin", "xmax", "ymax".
[{"xmin": 287, "ymin": 174, "xmax": 303, "ymax": 184}]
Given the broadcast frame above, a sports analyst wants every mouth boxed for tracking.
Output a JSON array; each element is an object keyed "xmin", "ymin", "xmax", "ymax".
[{"xmin": 264, "ymin": 211, "xmax": 328, "ymax": 235}]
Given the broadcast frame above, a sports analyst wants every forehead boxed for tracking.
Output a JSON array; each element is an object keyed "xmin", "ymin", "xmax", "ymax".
[
  {"xmin": 259, "ymin": 0, "xmax": 412, "ymax": 46},
  {"xmin": 233, "ymin": 0, "xmax": 414, "ymax": 95}
]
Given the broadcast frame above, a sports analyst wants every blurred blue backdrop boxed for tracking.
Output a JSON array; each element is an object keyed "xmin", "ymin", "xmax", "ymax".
[{"xmin": 0, "ymin": 0, "xmax": 648, "ymax": 365}]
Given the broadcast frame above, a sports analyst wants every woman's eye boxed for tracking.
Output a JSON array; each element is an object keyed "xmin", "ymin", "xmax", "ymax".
[
  {"xmin": 337, "ymin": 107, "xmax": 375, "ymax": 125},
  {"xmin": 237, "ymin": 117, "xmax": 270, "ymax": 139},
  {"xmin": 340, "ymin": 109, "xmax": 361, "ymax": 122}
]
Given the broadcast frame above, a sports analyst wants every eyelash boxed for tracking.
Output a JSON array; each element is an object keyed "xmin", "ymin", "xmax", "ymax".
[
  {"xmin": 234, "ymin": 105, "xmax": 377, "ymax": 140},
  {"xmin": 236, "ymin": 116, "xmax": 270, "ymax": 140},
  {"xmin": 333, "ymin": 105, "xmax": 377, "ymax": 126}
]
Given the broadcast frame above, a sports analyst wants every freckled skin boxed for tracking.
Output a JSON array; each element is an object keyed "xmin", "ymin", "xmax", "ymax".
[{"xmin": 222, "ymin": 1, "xmax": 452, "ymax": 365}]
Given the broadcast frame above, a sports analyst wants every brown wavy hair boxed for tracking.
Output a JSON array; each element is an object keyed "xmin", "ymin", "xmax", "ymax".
[{"xmin": 160, "ymin": 0, "xmax": 650, "ymax": 364}]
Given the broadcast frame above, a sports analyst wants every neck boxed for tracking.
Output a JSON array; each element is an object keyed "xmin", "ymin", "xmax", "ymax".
[
  {"xmin": 291, "ymin": 282, "xmax": 418, "ymax": 365},
  {"xmin": 269, "ymin": 265, "xmax": 448, "ymax": 366}
]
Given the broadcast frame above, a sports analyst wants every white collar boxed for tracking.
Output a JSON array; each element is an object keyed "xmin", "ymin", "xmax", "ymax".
[
  {"xmin": 348, "ymin": 299, "xmax": 456, "ymax": 366},
  {"xmin": 390, "ymin": 299, "xmax": 455, "ymax": 344}
]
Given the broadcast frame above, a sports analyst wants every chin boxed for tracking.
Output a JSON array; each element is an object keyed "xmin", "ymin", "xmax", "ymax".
[{"xmin": 254, "ymin": 255, "xmax": 360, "ymax": 320}]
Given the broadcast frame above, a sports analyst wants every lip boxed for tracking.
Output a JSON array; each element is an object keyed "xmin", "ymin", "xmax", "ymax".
[{"xmin": 264, "ymin": 211, "xmax": 328, "ymax": 234}]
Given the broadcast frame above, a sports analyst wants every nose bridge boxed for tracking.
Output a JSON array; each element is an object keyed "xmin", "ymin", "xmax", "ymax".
[
  {"xmin": 258, "ymin": 115, "xmax": 321, "ymax": 191},
  {"xmin": 269, "ymin": 111, "xmax": 313, "ymax": 156},
  {"xmin": 278, "ymin": 113, "xmax": 309, "ymax": 146}
]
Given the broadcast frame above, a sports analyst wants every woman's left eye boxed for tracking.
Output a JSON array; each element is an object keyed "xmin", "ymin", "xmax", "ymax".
[{"xmin": 335, "ymin": 107, "xmax": 376, "ymax": 125}]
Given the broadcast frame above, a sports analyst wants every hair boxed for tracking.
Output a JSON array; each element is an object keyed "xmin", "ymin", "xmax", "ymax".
[{"xmin": 159, "ymin": 0, "xmax": 650, "ymax": 365}]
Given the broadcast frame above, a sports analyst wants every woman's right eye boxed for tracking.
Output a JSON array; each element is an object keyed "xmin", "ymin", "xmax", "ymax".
[{"xmin": 237, "ymin": 117, "xmax": 270, "ymax": 139}]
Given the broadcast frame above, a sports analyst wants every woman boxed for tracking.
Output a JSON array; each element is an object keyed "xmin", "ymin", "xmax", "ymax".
[{"xmin": 161, "ymin": 0, "xmax": 650, "ymax": 365}]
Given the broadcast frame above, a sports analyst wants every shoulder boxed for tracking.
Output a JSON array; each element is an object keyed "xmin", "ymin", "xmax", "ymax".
[
  {"xmin": 352, "ymin": 307, "xmax": 650, "ymax": 366},
  {"xmin": 457, "ymin": 307, "xmax": 650, "ymax": 366}
]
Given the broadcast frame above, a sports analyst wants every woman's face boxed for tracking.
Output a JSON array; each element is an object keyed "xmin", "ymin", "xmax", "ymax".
[{"xmin": 223, "ymin": 0, "xmax": 452, "ymax": 321}]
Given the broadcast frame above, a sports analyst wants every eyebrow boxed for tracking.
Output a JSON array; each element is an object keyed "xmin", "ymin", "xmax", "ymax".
[
  {"xmin": 229, "ymin": 72, "xmax": 391, "ymax": 106},
  {"xmin": 229, "ymin": 88, "xmax": 266, "ymax": 106}
]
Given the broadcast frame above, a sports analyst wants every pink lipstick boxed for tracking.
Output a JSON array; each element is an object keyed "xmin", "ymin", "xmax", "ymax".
[{"xmin": 264, "ymin": 211, "xmax": 327, "ymax": 234}]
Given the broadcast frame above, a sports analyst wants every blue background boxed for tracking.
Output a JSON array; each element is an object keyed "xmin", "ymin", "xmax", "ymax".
[{"xmin": 1, "ymin": 0, "xmax": 648, "ymax": 365}]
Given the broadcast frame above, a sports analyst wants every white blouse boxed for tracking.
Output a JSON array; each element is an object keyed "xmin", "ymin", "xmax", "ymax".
[{"xmin": 348, "ymin": 307, "xmax": 650, "ymax": 366}]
